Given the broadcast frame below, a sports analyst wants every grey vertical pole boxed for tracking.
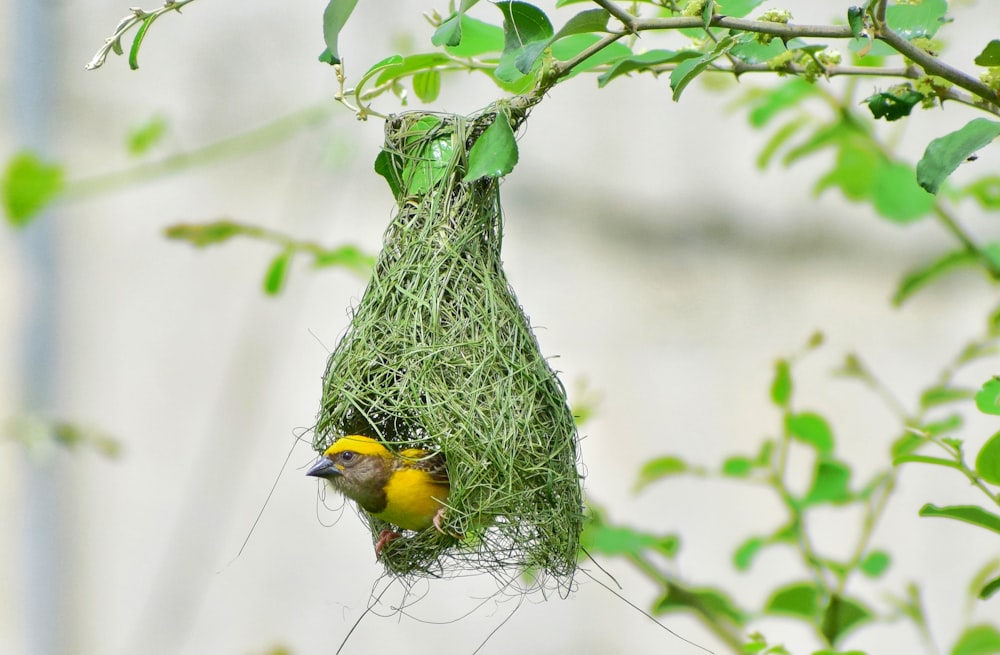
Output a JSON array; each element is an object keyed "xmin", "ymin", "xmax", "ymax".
[{"xmin": 12, "ymin": 0, "xmax": 69, "ymax": 653}]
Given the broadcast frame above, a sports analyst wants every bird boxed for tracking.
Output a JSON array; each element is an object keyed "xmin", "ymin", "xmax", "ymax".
[{"xmin": 306, "ymin": 434, "xmax": 452, "ymax": 555}]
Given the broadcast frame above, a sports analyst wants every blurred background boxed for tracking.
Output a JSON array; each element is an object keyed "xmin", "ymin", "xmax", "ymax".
[{"xmin": 2, "ymin": 1, "xmax": 998, "ymax": 653}]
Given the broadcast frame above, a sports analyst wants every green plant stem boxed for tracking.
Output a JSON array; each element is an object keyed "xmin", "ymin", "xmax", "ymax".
[
  {"xmin": 86, "ymin": 0, "xmax": 201, "ymax": 70},
  {"xmin": 836, "ymin": 470, "xmax": 896, "ymax": 595},
  {"xmin": 932, "ymin": 204, "xmax": 1000, "ymax": 280},
  {"xmin": 60, "ymin": 103, "xmax": 334, "ymax": 201}
]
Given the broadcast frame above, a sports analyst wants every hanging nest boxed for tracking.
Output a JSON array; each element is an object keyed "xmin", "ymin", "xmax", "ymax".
[{"xmin": 314, "ymin": 103, "xmax": 583, "ymax": 590}]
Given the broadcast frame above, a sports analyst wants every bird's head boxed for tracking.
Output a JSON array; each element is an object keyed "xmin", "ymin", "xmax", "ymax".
[{"xmin": 306, "ymin": 435, "xmax": 393, "ymax": 512}]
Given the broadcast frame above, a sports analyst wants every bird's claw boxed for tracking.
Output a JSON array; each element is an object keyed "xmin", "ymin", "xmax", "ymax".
[{"xmin": 432, "ymin": 507, "xmax": 463, "ymax": 540}]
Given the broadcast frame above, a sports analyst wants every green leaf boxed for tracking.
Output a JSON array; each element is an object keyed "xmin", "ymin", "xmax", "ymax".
[
  {"xmin": 786, "ymin": 412, "xmax": 834, "ymax": 453},
  {"xmin": 893, "ymin": 249, "xmax": 979, "ymax": 306},
  {"xmin": 885, "ymin": 0, "xmax": 947, "ymax": 41},
  {"xmin": 320, "ymin": 0, "xmax": 359, "ymax": 65},
  {"xmin": 766, "ymin": 582, "xmax": 819, "ymax": 619},
  {"xmin": 975, "ymin": 430, "xmax": 1000, "ymax": 486},
  {"xmin": 962, "ymin": 176, "xmax": 1000, "ymax": 210},
  {"xmin": 860, "ymin": 550, "xmax": 891, "ymax": 577},
  {"xmin": 716, "ymin": 0, "xmax": 765, "ymax": 17},
  {"xmin": 919, "ymin": 504, "xmax": 1000, "ymax": 536},
  {"xmin": 922, "ymin": 414, "xmax": 963, "ymax": 437},
  {"xmin": 412, "ymin": 70, "xmax": 441, "ymax": 103},
  {"xmin": 701, "ymin": 0, "xmax": 715, "ymax": 29},
  {"xmin": 126, "ymin": 115, "xmax": 168, "ymax": 156},
  {"xmin": 804, "ymin": 459, "xmax": 852, "ymax": 505},
  {"xmin": 311, "ymin": 244, "xmax": 375, "ymax": 277},
  {"xmin": 821, "ymin": 595, "xmax": 872, "ymax": 646},
  {"xmin": 463, "ymin": 114, "xmax": 518, "ymax": 182},
  {"xmin": 722, "ymin": 456, "xmax": 753, "ymax": 477},
  {"xmin": 553, "ymin": 8, "xmax": 609, "ymax": 40},
  {"xmin": 670, "ymin": 35, "xmax": 736, "ymax": 101},
  {"xmin": 163, "ymin": 221, "xmax": 245, "ymax": 247},
  {"xmin": 893, "ymin": 454, "xmax": 964, "ymax": 472},
  {"xmin": 495, "ymin": 1, "xmax": 554, "ymax": 82},
  {"xmin": 981, "ymin": 576, "xmax": 1000, "ymax": 601},
  {"xmin": 814, "ymin": 135, "xmax": 880, "ymax": 202},
  {"xmin": 730, "ymin": 38, "xmax": 786, "ymax": 65},
  {"xmin": 444, "ymin": 16, "xmax": 505, "ymax": 56},
  {"xmin": 917, "ymin": 119, "xmax": 1000, "ymax": 194},
  {"xmin": 951, "ymin": 624, "xmax": 1000, "ymax": 655},
  {"xmin": 771, "ymin": 359, "xmax": 792, "ymax": 407},
  {"xmin": 872, "ymin": 161, "xmax": 934, "ymax": 222},
  {"xmin": 597, "ymin": 50, "xmax": 700, "ymax": 87},
  {"xmin": 654, "ymin": 584, "xmax": 747, "ymax": 626},
  {"xmin": 865, "ymin": 90, "xmax": 924, "ymax": 121},
  {"xmin": 975, "ymin": 40, "xmax": 1000, "ymax": 67},
  {"xmin": 374, "ymin": 149, "xmax": 403, "ymax": 199},
  {"xmin": 976, "ymin": 377, "xmax": 1000, "ymax": 415},
  {"xmin": 757, "ymin": 118, "xmax": 809, "ymax": 169},
  {"xmin": 128, "ymin": 14, "xmax": 158, "ymax": 70},
  {"xmin": 747, "ymin": 79, "xmax": 818, "ymax": 128},
  {"xmin": 263, "ymin": 249, "xmax": 292, "ymax": 296},
  {"xmin": 2, "ymin": 152, "xmax": 65, "ymax": 227},
  {"xmin": 634, "ymin": 455, "xmax": 687, "ymax": 491},
  {"xmin": 847, "ymin": 6, "xmax": 865, "ymax": 39},
  {"xmin": 373, "ymin": 53, "xmax": 450, "ymax": 87},
  {"xmin": 922, "ymin": 386, "xmax": 975, "ymax": 409},
  {"xmin": 733, "ymin": 536, "xmax": 766, "ymax": 570},
  {"xmin": 432, "ymin": 0, "xmax": 480, "ymax": 48},
  {"xmin": 581, "ymin": 520, "xmax": 679, "ymax": 557}
]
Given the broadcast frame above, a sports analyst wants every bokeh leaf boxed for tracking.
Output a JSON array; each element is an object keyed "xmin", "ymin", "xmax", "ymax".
[{"xmin": 2, "ymin": 151, "xmax": 65, "ymax": 227}]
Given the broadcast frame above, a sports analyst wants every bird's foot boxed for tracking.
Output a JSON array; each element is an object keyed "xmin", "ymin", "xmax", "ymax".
[
  {"xmin": 432, "ymin": 507, "xmax": 463, "ymax": 540},
  {"xmin": 375, "ymin": 529, "xmax": 401, "ymax": 557}
]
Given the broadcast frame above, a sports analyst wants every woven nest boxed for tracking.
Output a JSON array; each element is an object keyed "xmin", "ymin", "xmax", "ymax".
[{"xmin": 314, "ymin": 105, "xmax": 583, "ymax": 589}]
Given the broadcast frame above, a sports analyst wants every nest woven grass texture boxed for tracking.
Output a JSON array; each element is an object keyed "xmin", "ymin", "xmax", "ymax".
[{"xmin": 314, "ymin": 107, "xmax": 583, "ymax": 587}]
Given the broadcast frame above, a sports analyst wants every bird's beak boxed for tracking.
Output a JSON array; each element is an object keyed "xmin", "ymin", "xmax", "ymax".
[{"xmin": 306, "ymin": 456, "xmax": 340, "ymax": 479}]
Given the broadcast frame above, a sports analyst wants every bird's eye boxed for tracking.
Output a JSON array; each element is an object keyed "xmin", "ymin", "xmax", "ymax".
[{"xmin": 340, "ymin": 451, "xmax": 355, "ymax": 462}]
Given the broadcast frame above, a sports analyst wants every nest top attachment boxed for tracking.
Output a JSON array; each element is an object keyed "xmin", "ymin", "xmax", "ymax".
[{"xmin": 315, "ymin": 107, "xmax": 583, "ymax": 589}]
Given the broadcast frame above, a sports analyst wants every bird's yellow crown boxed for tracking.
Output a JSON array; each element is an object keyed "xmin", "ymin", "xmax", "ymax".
[{"xmin": 322, "ymin": 434, "xmax": 391, "ymax": 459}]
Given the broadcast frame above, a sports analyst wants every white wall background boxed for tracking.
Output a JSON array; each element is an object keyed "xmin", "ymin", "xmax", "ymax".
[{"xmin": 2, "ymin": 1, "xmax": 999, "ymax": 654}]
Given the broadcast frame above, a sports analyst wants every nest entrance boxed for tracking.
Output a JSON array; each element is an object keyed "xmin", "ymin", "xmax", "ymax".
[{"xmin": 315, "ymin": 107, "xmax": 582, "ymax": 589}]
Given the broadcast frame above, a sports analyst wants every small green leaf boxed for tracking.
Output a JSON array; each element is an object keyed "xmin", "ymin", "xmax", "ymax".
[
  {"xmin": 962, "ymin": 176, "xmax": 1000, "ymax": 210},
  {"xmin": 821, "ymin": 595, "xmax": 872, "ymax": 646},
  {"xmin": 922, "ymin": 414, "xmax": 963, "ymax": 437},
  {"xmin": 951, "ymin": 624, "xmax": 1000, "ymax": 655},
  {"xmin": 127, "ymin": 115, "xmax": 168, "ymax": 156},
  {"xmin": 917, "ymin": 119, "xmax": 1000, "ymax": 194},
  {"xmin": 495, "ymin": 1, "xmax": 554, "ymax": 82},
  {"xmin": 2, "ymin": 152, "xmax": 65, "ymax": 226},
  {"xmin": 786, "ymin": 412, "xmax": 835, "ymax": 453},
  {"xmin": 128, "ymin": 14, "xmax": 158, "ymax": 70},
  {"xmin": 893, "ymin": 249, "xmax": 979, "ymax": 306},
  {"xmin": 701, "ymin": 0, "xmax": 715, "ymax": 29},
  {"xmin": 550, "ymin": 34, "xmax": 631, "ymax": 76},
  {"xmin": 860, "ymin": 550, "xmax": 891, "ymax": 577},
  {"xmin": 670, "ymin": 36, "xmax": 735, "ymax": 101},
  {"xmin": 553, "ymin": 8, "xmax": 609, "ymax": 40},
  {"xmin": 311, "ymin": 245, "xmax": 375, "ymax": 277},
  {"xmin": 722, "ymin": 456, "xmax": 753, "ymax": 477},
  {"xmin": 893, "ymin": 454, "xmax": 964, "ymax": 472},
  {"xmin": 766, "ymin": 582, "xmax": 819, "ymax": 619},
  {"xmin": 373, "ymin": 53, "xmax": 450, "ymax": 87},
  {"xmin": 321, "ymin": 0, "xmax": 360, "ymax": 65},
  {"xmin": 975, "ymin": 431, "xmax": 1000, "ymax": 486},
  {"xmin": 432, "ymin": 14, "xmax": 464, "ymax": 48},
  {"xmin": 920, "ymin": 504, "xmax": 1000, "ymax": 536},
  {"xmin": 804, "ymin": 459, "xmax": 852, "ymax": 505},
  {"xmin": 444, "ymin": 16, "xmax": 504, "ymax": 57},
  {"xmin": 771, "ymin": 359, "xmax": 792, "ymax": 407},
  {"xmin": 263, "ymin": 249, "xmax": 292, "ymax": 295},
  {"xmin": 976, "ymin": 377, "xmax": 1000, "ymax": 415},
  {"xmin": 412, "ymin": 70, "xmax": 441, "ymax": 103},
  {"xmin": 747, "ymin": 79, "xmax": 818, "ymax": 128},
  {"xmin": 885, "ymin": 0, "xmax": 947, "ymax": 41},
  {"xmin": 733, "ymin": 536, "xmax": 766, "ymax": 570},
  {"xmin": 654, "ymin": 584, "xmax": 747, "ymax": 626},
  {"xmin": 981, "ymin": 576, "xmax": 1000, "ymax": 600},
  {"xmin": 163, "ymin": 221, "xmax": 245, "ymax": 247},
  {"xmin": 463, "ymin": 114, "xmax": 518, "ymax": 181},
  {"xmin": 872, "ymin": 160, "xmax": 934, "ymax": 222},
  {"xmin": 865, "ymin": 90, "xmax": 924, "ymax": 121},
  {"xmin": 597, "ymin": 50, "xmax": 699, "ymax": 87},
  {"xmin": 716, "ymin": 0, "xmax": 765, "ymax": 18},
  {"xmin": 847, "ymin": 6, "xmax": 865, "ymax": 39},
  {"xmin": 975, "ymin": 40, "xmax": 1000, "ymax": 67},
  {"xmin": 581, "ymin": 519, "xmax": 679, "ymax": 557},
  {"xmin": 757, "ymin": 118, "xmax": 809, "ymax": 170},
  {"xmin": 635, "ymin": 455, "xmax": 687, "ymax": 491},
  {"xmin": 922, "ymin": 386, "xmax": 975, "ymax": 409}
]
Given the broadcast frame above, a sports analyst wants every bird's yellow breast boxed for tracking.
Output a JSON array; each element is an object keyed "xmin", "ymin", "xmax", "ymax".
[{"xmin": 377, "ymin": 467, "xmax": 450, "ymax": 531}]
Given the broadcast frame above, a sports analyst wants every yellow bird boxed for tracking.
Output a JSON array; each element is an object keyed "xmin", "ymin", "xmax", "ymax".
[{"xmin": 306, "ymin": 435, "xmax": 452, "ymax": 555}]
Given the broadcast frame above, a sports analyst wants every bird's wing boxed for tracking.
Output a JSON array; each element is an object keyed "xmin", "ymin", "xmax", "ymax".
[{"xmin": 399, "ymin": 448, "xmax": 449, "ymax": 485}]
